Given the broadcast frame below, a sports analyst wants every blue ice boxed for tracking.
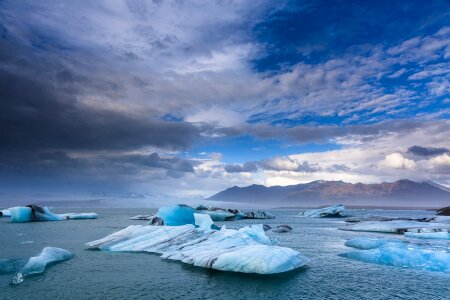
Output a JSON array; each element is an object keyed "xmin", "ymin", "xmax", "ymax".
[{"xmin": 341, "ymin": 238, "xmax": 450, "ymax": 274}]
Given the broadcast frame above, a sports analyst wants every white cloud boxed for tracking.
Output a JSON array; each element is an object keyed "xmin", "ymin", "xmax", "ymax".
[{"xmin": 379, "ymin": 153, "xmax": 416, "ymax": 170}]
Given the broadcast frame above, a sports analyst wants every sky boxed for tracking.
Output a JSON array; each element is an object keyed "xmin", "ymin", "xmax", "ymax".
[{"xmin": 0, "ymin": 0, "xmax": 449, "ymax": 198}]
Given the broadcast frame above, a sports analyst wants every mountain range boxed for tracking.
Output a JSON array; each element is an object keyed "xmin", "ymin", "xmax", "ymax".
[{"xmin": 208, "ymin": 180, "xmax": 450, "ymax": 208}]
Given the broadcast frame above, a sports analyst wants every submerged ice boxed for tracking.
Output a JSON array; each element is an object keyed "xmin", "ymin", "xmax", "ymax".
[
  {"xmin": 299, "ymin": 204, "xmax": 345, "ymax": 218},
  {"xmin": 86, "ymin": 221, "xmax": 309, "ymax": 274},
  {"xmin": 0, "ymin": 247, "xmax": 74, "ymax": 284},
  {"xmin": 341, "ymin": 237, "xmax": 450, "ymax": 274}
]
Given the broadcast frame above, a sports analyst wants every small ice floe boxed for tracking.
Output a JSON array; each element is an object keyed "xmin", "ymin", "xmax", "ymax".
[
  {"xmin": 87, "ymin": 212, "xmax": 309, "ymax": 275},
  {"xmin": 299, "ymin": 204, "xmax": 346, "ymax": 218},
  {"xmin": 272, "ymin": 225, "xmax": 293, "ymax": 233},
  {"xmin": 1, "ymin": 209, "xmax": 11, "ymax": 217},
  {"xmin": 243, "ymin": 211, "xmax": 275, "ymax": 219},
  {"xmin": 404, "ymin": 228, "xmax": 450, "ymax": 240},
  {"xmin": 0, "ymin": 247, "xmax": 74, "ymax": 284},
  {"xmin": 8, "ymin": 205, "xmax": 97, "ymax": 223},
  {"xmin": 340, "ymin": 237, "xmax": 450, "ymax": 274},
  {"xmin": 130, "ymin": 215, "xmax": 154, "ymax": 220},
  {"xmin": 340, "ymin": 220, "xmax": 450, "ymax": 235},
  {"xmin": 19, "ymin": 241, "xmax": 35, "ymax": 245}
]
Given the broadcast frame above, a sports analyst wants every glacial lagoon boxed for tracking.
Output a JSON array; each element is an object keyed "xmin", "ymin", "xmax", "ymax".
[{"xmin": 1, "ymin": 208, "xmax": 449, "ymax": 299}]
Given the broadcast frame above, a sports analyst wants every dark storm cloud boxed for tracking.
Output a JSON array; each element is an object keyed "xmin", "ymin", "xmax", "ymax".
[
  {"xmin": 0, "ymin": 69, "xmax": 202, "ymax": 153},
  {"xmin": 407, "ymin": 145, "xmax": 449, "ymax": 157}
]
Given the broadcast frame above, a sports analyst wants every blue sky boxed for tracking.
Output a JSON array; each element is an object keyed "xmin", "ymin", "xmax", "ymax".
[{"xmin": 0, "ymin": 0, "xmax": 449, "ymax": 197}]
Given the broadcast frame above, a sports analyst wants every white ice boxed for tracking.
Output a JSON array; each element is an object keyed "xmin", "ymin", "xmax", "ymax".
[
  {"xmin": 59, "ymin": 212, "xmax": 98, "ymax": 219},
  {"xmin": 86, "ymin": 224, "xmax": 309, "ymax": 274},
  {"xmin": 299, "ymin": 204, "xmax": 345, "ymax": 218},
  {"xmin": 341, "ymin": 220, "xmax": 450, "ymax": 233},
  {"xmin": 341, "ymin": 237, "xmax": 450, "ymax": 274},
  {"xmin": 1, "ymin": 209, "xmax": 11, "ymax": 217},
  {"xmin": 11, "ymin": 247, "xmax": 74, "ymax": 284},
  {"xmin": 193, "ymin": 213, "xmax": 214, "ymax": 231}
]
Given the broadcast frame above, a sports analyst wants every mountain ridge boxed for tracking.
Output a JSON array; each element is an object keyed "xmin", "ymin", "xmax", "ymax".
[{"xmin": 208, "ymin": 179, "xmax": 450, "ymax": 208}]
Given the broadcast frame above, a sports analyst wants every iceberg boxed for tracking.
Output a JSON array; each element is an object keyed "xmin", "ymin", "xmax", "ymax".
[
  {"xmin": 86, "ymin": 223, "xmax": 309, "ymax": 274},
  {"xmin": 299, "ymin": 204, "xmax": 345, "ymax": 218},
  {"xmin": 8, "ymin": 205, "xmax": 97, "ymax": 223},
  {"xmin": 0, "ymin": 247, "xmax": 74, "ymax": 284},
  {"xmin": 340, "ymin": 238, "xmax": 450, "ymax": 274}
]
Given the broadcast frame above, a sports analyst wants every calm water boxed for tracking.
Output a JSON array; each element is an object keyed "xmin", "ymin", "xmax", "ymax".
[{"xmin": 1, "ymin": 208, "xmax": 449, "ymax": 299}]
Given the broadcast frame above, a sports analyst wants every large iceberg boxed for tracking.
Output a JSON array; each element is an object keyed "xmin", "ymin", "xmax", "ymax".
[
  {"xmin": 340, "ymin": 237, "xmax": 450, "ymax": 274},
  {"xmin": 404, "ymin": 228, "xmax": 450, "ymax": 240},
  {"xmin": 86, "ymin": 222, "xmax": 309, "ymax": 274},
  {"xmin": 299, "ymin": 204, "xmax": 345, "ymax": 217},
  {"xmin": 0, "ymin": 247, "xmax": 74, "ymax": 284},
  {"xmin": 8, "ymin": 205, "xmax": 97, "ymax": 223}
]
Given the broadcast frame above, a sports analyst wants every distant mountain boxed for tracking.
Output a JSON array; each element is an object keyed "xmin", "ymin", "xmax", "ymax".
[{"xmin": 208, "ymin": 180, "xmax": 450, "ymax": 208}]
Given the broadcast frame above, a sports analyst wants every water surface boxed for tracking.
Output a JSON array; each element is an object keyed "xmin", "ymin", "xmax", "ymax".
[{"xmin": 1, "ymin": 208, "xmax": 449, "ymax": 299}]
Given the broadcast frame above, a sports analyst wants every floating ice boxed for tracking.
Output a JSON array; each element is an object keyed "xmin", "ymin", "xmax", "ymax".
[
  {"xmin": 244, "ymin": 211, "xmax": 275, "ymax": 219},
  {"xmin": 272, "ymin": 225, "xmax": 293, "ymax": 233},
  {"xmin": 344, "ymin": 237, "xmax": 401, "ymax": 250},
  {"xmin": 130, "ymin": 215, "xmax": 154, "ymax": 220},
  {"xmin": 86, "ymin": 224, "xmax": 309, "ymax": 274},
  {"xmin": 198, "ymin": 209, "xmax": 235, "ymax": 221},
  {"xmin": 157, "ymin": 204, "xmax": 196, "ymax": 226},
  {"xmin": 59, "ymin": 213, "xmax": 98, "ymax": 220},
  {"xmin": 194, "ymin": 213, "xmax": 214, "ymax": 231},
  {"xmin": 195, "ymin": 205, "xmax": 274, "ymax": 220},
  {"xmin": 1, "ymin": 209, "xmax": 11, "ymax": 217},
  {"xmin": 8, "ymin": 205, "xmax": 97, "ymax": 223},
  {"xmin": 341, "ymin": 220, "xmax": 450, "ymax": 234},
  {"xmin": 0, "ymin": 247, "xmax": 74, "ymax": 284},
  {"xmin": 299, "ymin": 204, "xmax": 345, "ymax": 218},
  {"xmin": 340, "ymin": 238, "xmax": 450, "ymax": 274},
  {"xmin": 404, "ymin": 228, "xmax": 450, "ymax": 240}
]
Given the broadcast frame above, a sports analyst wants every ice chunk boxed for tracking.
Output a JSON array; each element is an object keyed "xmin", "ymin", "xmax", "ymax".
[
  {"xmin": 0, "ymin": 247, "xmax": 74, "ymax": 284},
  {"xmin": 9, "ymin": 205, "xmax": 96, "ymax": 222},
  {"xmin": 341, "ymin": 220, "xmax": 450, "ymax": 233},
  {"xmin": 244, "ymin": 211, "xmax": 275, "ymax": 219},
  {"xmin": 340, "ymin": 238, "xmax": 450, "ymax": 274},
  {"xmin": 344, "ymin": 238, "xmax": 401, "ymax": 250},
  {"xmin": 194, "ymin": 213, "xmax": 214, "ymax": 231},
  {"xmin": 156, "ymin": 204, "xmax": 196, "ymax": 226},
  {"xmin": 1, "ymin": 209, "xmax": 11, "ymax": 217},
  {"xmin": 198, "ymin": 209, "xmax": 235, "ymax": 221},
  {"xmin": 404, "ymin": 228, "xmax": 450, "ymax": 240},
  {"xmin": 263, "ymin": 224, "xmax": 272, "ymax": 231},
  {"xmin": 130, "ymin": 215, "xmax": 154, "ymax": 220},
  {"xmin": 299, "ymin": 204, "xmax": 345, "ymax": 218},
  {"xmin": 10, "ymin": 206, "xmax": 33, "ymax": 222},
  {"xmin": 86, "ymin": 224, "xmax": 309, "ymax": 274},
  {"xmin": 272, "ymin": 225, "xmax": 292, "ymax": 233},
  {"xmin": 59, "ymin": 212, "xmax": 98, "ymax": 219}
]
